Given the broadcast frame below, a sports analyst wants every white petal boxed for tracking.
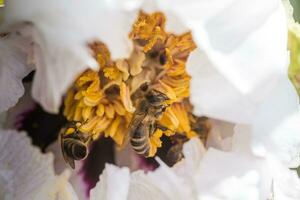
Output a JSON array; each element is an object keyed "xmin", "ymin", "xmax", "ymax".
[
  {"xmin": 201, "ymin": 172, "xmax": 261, "ymax": 200},
  {"xmin": 3, "ymin": 0, "xmax": 139, "ymax": 113},
  {"xmin": 270, "ymin": 159, "xmax": 300, "ymax": 200},
  {"xmin": 251, "ymin": 76, "xmax": 299, "ymax": 161},
  {"xmin": 191, "ymin": 152, "xmax": 299, "ymax": 199},
  {"xmin": 196, "ymin": 129, "xmax": 300, "ymax": 200},
  {"xmin": 128, "ymin": 172, "xmax": 173, "ymax": 200},
  {"xmin": 30, "ymin": 34, "xmax": 98, "ymax": 113},
  {"xmin": 233, "ymin": 124, "xmax": 300, "ymax": 199},
  {"xmin": 0, "ymin": 24, "xmax": 34, "ymax": 113},
  {"xmin": 283, "ymin": 0, "xmax": 294, "ymax": 24},
  {"xmin": 90, "ymin": 1, "xmax": 138, "ymax": 60},
  {"xmin": 266, "ymin": 110, "xmax": 300, "ymax": 168},
  {"xmin": 232, "ymin": 124, "xmax": 253, "ymax": 153},
  {"xmin": 129, "ymin": 162, "xmax": 195, "ymax": 200},
  {"xmin": 34, "ymin": 170, "xmax": 78, "ymax": 200},
  {"xmin": 173, "ymin": 137, "xmax": 206, "ymax": 178},
  {"xmin": 195, "ymin": 148, "xmax": 264, "ymax": 200},
  {"xmin": 4, "ymin": 0, "xmax": 101, "ymax": 112},
  {"xmin": 0, "ymin": 129, "xmax": 77, "ymax": 200},
  {"xmin": 90, "ymin": 164, "xmax": 130, "ymax": 200},
  {"xmin": 206, "ymin": 119, "xmax": 234, "ymax": 151},
  {"xmin": 231, "ymin": 76, "xmax": 300, "ymax": 166},
  {"xmin": 156, "ymin": 0, "xmax": 289, "ymax": 123}
]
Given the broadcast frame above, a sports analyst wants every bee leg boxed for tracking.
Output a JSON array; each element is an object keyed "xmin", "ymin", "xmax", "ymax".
[
  {"xmin": 66, "ymin": 157, "xmax": 76, "ymax": 169},
  {"xmin": 155, "ymin": 124, "xmax": 169, "ymax": 132},
  {"xmin": 153, "ymin": 105, "xmax": 167, "ymax": 118},
  {"xmin": 149, "ymin": 122, "xmax": 169, "ymax": 137},
  {"xmin": 149, "ymin": 123, "xmax": 156, "ymax": 137}
]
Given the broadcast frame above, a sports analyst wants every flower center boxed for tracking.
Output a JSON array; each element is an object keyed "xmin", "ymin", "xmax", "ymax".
[{"xmin": 63, "ymin": 11, "xmax": 210, "ymax": 159}]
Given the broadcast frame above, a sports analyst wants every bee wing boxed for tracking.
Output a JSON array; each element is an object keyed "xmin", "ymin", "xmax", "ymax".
[
  {"xmin": 62, "ymin": 149, "xmax": 76, "ymax": 169},
  {"xmin": 122, "ymin": 113, "xmax": 147, "ymax": 152},
  {"xmin": 59, "ymin": 129, "xmax": 76, "ymax": 169},
  {"xmin": 65, "ymin": 157, "xmax": 75, "ymax": 169},
  {"xmin": 128, "ymin": 112, "xmax": 146, "ymax": 136}
]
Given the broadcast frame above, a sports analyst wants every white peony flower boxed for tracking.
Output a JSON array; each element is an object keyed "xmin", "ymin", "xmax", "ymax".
[{"xmin": 0, "ymin": 0, "xmax": 299, "ymax": 199}]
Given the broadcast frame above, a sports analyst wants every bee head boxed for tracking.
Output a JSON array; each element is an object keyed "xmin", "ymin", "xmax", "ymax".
[{"xmin": 146, "ymin": 89, "xmax": 169, "ymax": 105}]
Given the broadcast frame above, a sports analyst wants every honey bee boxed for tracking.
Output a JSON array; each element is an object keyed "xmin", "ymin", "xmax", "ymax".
[
  {"xmin": 129, "ymin": 84, "xmax": 170, "ymax": 157},
  {"xmin": 166, "ymin": 115, "xmax": 210, "ymax": 166},
  {"xmin": 59, "ymin": 122, "xmax": 92, "ymax": 169}
]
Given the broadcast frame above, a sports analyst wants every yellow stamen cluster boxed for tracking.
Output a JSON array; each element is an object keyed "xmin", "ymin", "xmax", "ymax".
[
  {"xmin": 64, "ymin": 42, "xmax": 132, "ymax": 146},
  {"xmin": 130, "ymin": 11, "xmax": 166, "ymax": 52},
  {"xmin": 64, "ymin": 11, "xmax": 205, "ymax": 157}
]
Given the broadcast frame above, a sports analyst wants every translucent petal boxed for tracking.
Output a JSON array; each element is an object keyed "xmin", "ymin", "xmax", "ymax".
[
  {"xmin": 283, "ymin": 0, "xmax": 294, "ymax": 24},
  {"xmin": 206, "ymin": 119, "xmax": 234, "ymax": 151},
  {"xmin": 196, "ymin": 129, "xmax": 300, "ymax": 200},
  {"xmin": 90, "ymin": 164, "xmax": 130, "ymax": 200},
  {"xmin": 269, "ymin": 111, "xmax": 300, "ymax": 167},
  {"xmin": 270, "ymin": 159, "xmax": 300, "ymax": 200},
  {"xmin": 129, "ymin": 164, "xmax": 195, "ymax": 200},
  {"xmin": 0, "ymin": 23, "xmax": 34, "ymax": 113},
  {"xmin": 128, "ymin": 173, "xmax": 175, "ymax": 200},
  {"xmin": 233, "ymin": 124, "xmax": 300, "ymax": 199},
  {"xmin": 176, "ymin": 137, "xmax": 300, "ymax": 199},
  {"xmin": 251, "ymin": 76, "xmax": 299, "ymax": 163},
  {"xmin": 173, "ymin": 138, "xmax": 206, "ymax": 178},
  {"xmin": 0, "ymin": 129, "xmax": 77, "ymax": 200}
]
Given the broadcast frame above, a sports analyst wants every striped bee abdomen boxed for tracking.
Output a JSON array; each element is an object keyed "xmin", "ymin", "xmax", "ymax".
[
  {"xmin": 63, "ymin": 138, "xmax": 88, "ymax": 160},
  {"xmin": 130, "ymin": 124, "xmax": 150, "ymax": 157}
]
